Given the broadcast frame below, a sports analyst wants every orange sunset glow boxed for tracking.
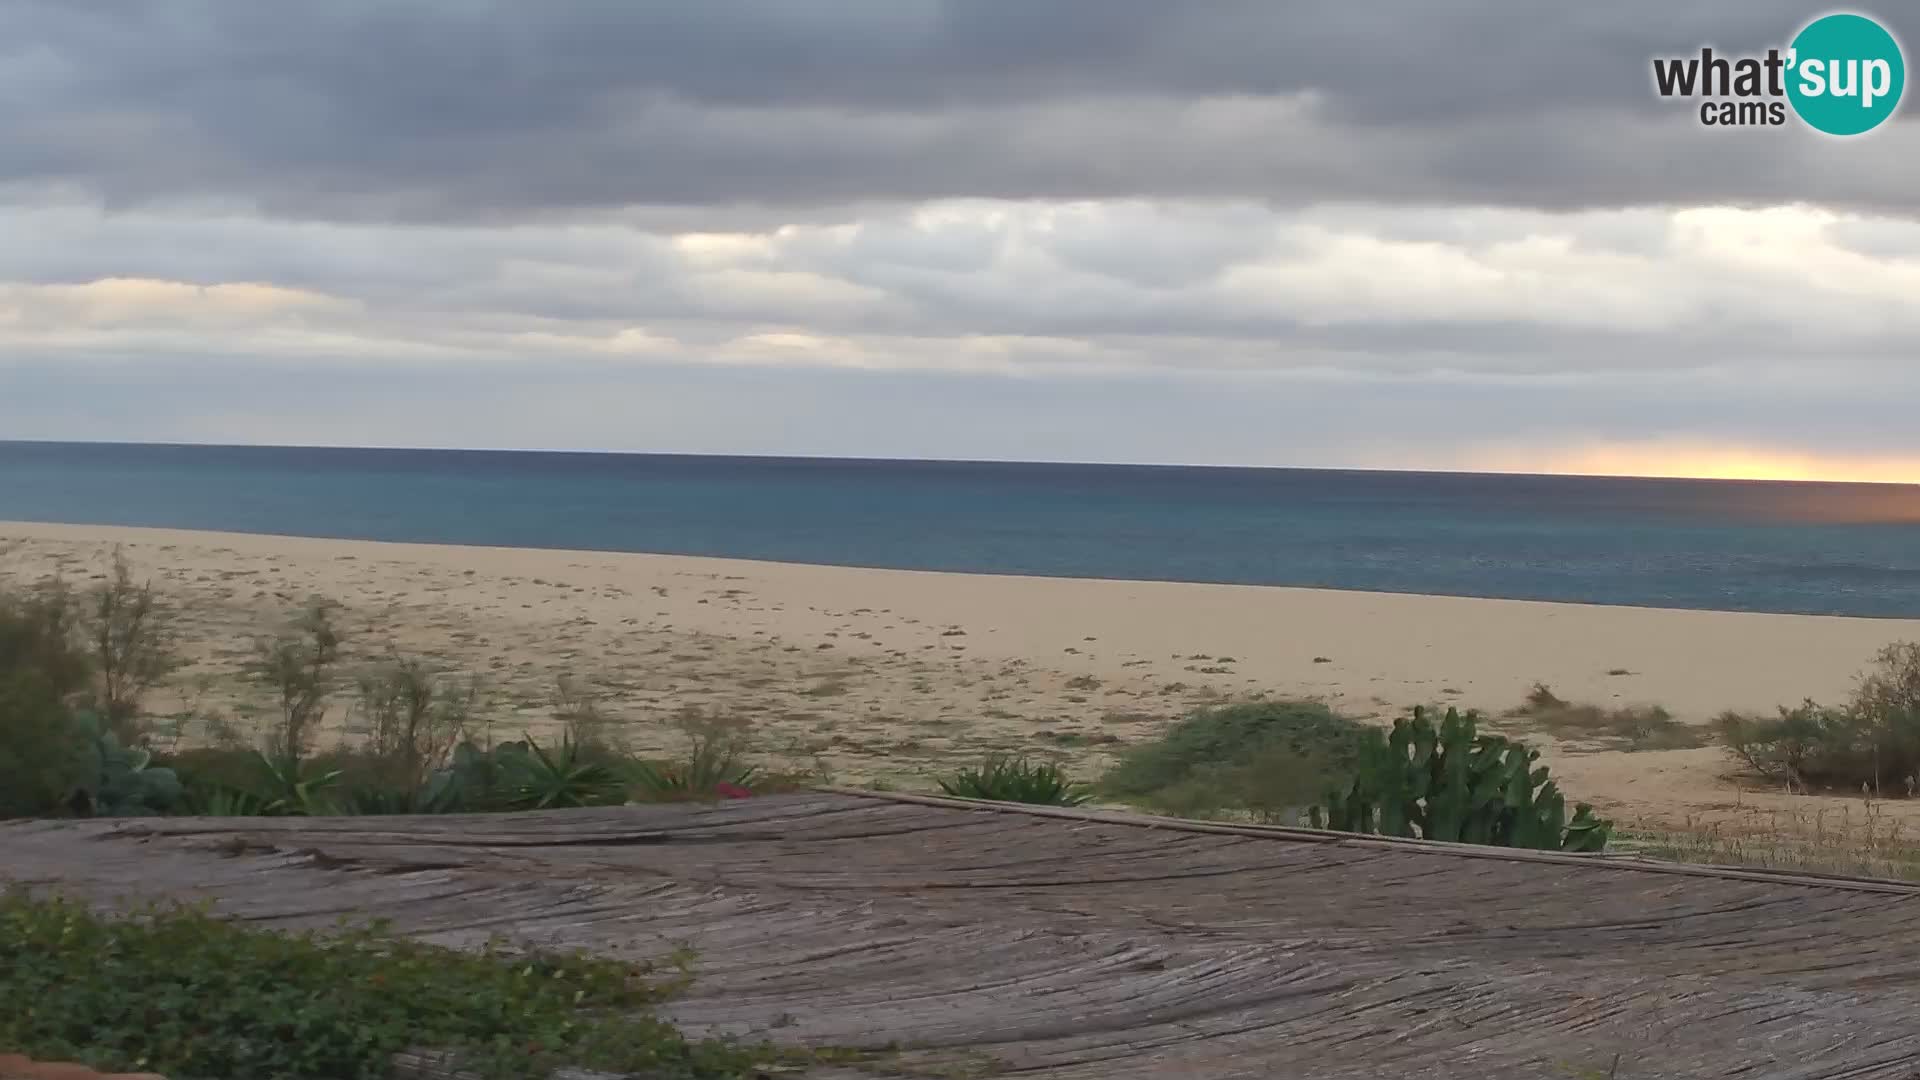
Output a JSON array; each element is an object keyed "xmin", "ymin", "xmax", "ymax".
[{"xmin": 1467, "ymin": 443, "xmax": 1920, "ymax": 486}]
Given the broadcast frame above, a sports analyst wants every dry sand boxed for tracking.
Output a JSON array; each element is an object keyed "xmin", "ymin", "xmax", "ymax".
[{"xmin": 6, "ymin": 520, "xmax": 1920, "ymax": 838}]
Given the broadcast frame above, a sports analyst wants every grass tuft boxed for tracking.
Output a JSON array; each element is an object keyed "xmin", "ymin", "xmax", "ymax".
[
  {"xmin": 1620, "ymin": 799, "xmax": 1920, "ymax": 882},
  {"xmin": 1506, "ymin": 683, "xmax": 1705, "ymax": 752}
]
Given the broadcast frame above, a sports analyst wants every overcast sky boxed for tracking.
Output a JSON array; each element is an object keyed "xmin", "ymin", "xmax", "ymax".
[{"xmin": 4, "ymin": 1, "xmax": 1918, "ymax": 479}]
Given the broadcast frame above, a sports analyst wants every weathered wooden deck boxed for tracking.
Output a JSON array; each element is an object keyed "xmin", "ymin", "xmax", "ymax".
[{"xmin": 6, "ymin": 790, "xmax": 1920, "ymax": 1079}]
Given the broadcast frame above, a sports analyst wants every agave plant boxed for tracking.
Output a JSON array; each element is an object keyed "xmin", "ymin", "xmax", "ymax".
[
  {"xmin": 252, "ymin": 751, "xmax": 345, "ymax": 816},
  {"xmin": 938, "ymin": 755, "xmax": 1091, "ymax": 806},
  {"xmin": 495, "ymin": 733, "xmax": 624, "ymax": 810}
]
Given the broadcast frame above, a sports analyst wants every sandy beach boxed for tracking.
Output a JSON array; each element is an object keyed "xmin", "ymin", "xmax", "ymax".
[{"xmin": 6, "ymin": 520, "xmax": 1920, "ymax": 836}]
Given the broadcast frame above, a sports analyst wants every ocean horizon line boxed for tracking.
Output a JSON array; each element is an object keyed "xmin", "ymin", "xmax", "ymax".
[{"xmin": 5, "ymin": 438, "xmax": 1920, "ymax": 491}]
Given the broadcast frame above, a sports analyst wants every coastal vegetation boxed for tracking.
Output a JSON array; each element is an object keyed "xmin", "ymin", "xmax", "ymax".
[
  {"xmin": 1713, "ymin": 642, "xmax": 1920, "ymax": 795},
  {"xmin": 1090, "ymin": 700, "xmax": 1611, "ymax": 851},
  {"xmin": 8, "ymin": 548, "xmax": 1920, "ymax": 871},
  {"xmin": 0, "ymin": 560, "xmax": 804, "ymax": 819},
  {"xmin": 0, "ymin": 889, "xmax": 781, "ymax": 1080},
  {"xmin": 14, "ymin": 548, "xmax": 1920, "ymax": 1076}
]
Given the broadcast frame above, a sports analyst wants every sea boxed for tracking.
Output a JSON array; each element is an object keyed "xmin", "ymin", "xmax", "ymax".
[{"xmin": 3, "ymin": 440, "xmax": 1920, "ymax": 618}]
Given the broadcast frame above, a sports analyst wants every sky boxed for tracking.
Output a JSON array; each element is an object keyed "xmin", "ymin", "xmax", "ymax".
[{"xmin": 3, "ymin": 2, "xmax": 1919, "ymax": 481}]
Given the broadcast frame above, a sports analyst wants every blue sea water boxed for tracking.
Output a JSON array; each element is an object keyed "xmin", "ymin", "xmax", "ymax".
[{"xmin": 3, "ymin": 441, "xmax": 1920, "ymax": 618}]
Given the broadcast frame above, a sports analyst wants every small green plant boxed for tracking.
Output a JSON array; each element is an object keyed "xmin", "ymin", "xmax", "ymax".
[
  {"xmin": 0, "ymin": 889, "xmax": 768, "ymax": 1079},
  {"xmin": 1312, "ymin": 706, "xmax": 1612, "ymax": 852},
  {"xmin": 938, "ymin": 755, "xmax": 1091, "ymax": 806}
]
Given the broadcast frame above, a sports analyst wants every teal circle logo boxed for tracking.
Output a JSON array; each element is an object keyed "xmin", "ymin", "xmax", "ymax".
[{"xmin": 1786, "ymin": 12, "xmax": 1906, "ymax": 135}]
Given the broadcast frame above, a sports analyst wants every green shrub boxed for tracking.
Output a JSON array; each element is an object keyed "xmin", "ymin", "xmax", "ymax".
[
  {"xmin": 0, "ymin": 579, "xmax": 187, "ymax": 819},
  {"xmin": 1713, "ymin": 702, "xmax": 1856, "ymax": 786},
  {"xmin": 1098, "ymin": 701, "xmax": 1373, "ymax": 820},
  {"xmin": 0, "ymin": 889, "xmax": 767, "ymax": 1080},
  {"xmin": 1714, "ymin": 643, "xmax": 1920, "ymax": 794},
  {"xmin": 1313, "ymin": 706, "xmax": 1611, "ymax": 851},
  {"xmin": 246, "ymin": 599, "xmax": 346, "ymax": 762},
  {"xmin": 938, "ymin": 755, "xmax": 1090, "ymax": 806},
  {"xmin": 353, "ymin": 656, "xmax": 474, "ymax": 797},
  {"xmin": 0, "ymin": 581, "xmax": 89, "ymax": 698},
  {"xmin": 0, "ymin": 697, "xmax": 88, "ymax": 819},
  {"xmin": 1857, "ymin": 641, "xmax": 1920, "ymax": 724},
  {"xmin": 0, "ymin": 584, "xmax": 95, "ymax": 818},
  {"xmin": 82, "ymin": 549, "xmax": 180, "ymax": 744}
]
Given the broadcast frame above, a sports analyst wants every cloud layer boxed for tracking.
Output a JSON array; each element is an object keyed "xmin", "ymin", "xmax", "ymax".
[
  {"xmin": 8, "ymin": 1, "xmax": 1919, "ymax": 217},
  {"xmin": 2, "ymin": 2, "xmax": 1917, "ymax": 477}
]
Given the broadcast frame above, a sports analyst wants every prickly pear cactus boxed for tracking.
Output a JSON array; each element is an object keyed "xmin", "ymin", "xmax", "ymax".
[
  {"xmin": 72, "ymin": 709, "xmax": 183, "ymax": 816},
  {"xmin": 1313, "ymin": 706, "xmax": 1612, "ymax": 852}
]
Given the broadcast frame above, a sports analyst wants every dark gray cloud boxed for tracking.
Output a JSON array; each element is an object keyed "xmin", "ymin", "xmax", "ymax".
[{"xmin": 4, "ymin": 0, "xmax": 1916, "ymax": 221}]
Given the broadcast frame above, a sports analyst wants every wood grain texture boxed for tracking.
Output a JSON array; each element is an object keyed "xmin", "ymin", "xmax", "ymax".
[{"xmin": 7, "ymin": 791, "xmax": 1920, "ymax": 1080}]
